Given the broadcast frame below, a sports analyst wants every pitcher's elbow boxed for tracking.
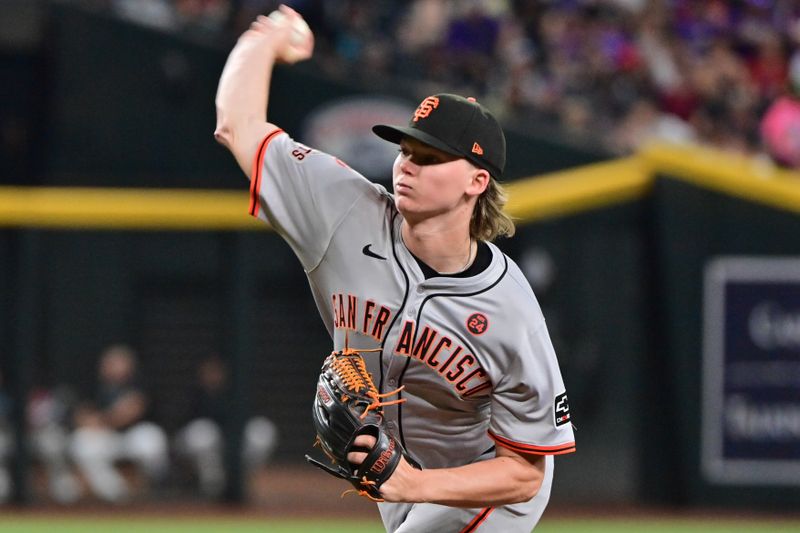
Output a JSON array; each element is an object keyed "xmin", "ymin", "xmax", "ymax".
[
  {"xmin": 214, "ymin": 121, "xmax": 234, "ymax": 148},
  {"xmin": 214, "ymin": 104, "xmax": 237, "ymax": 143},
  {"xmin": 521, "ymin": 480, "xmax": 540, "ymax": 502},
  {"xmin": 511, "ymin": 470, "xmax": 543, "ymax": 504}
]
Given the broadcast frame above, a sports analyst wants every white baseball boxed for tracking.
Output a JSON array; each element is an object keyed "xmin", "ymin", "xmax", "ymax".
[{"xmin": 268, "ymin": 10, "xmax": 312, "ymax": 62}]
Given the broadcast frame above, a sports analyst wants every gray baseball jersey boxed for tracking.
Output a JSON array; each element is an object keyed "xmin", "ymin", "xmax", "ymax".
[{"xmin": 249, "ymin": 130, "xmax": 575, "ymax": 532}]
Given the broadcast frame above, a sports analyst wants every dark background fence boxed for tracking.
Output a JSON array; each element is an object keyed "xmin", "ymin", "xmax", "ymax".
[{"xmin": 1, "ymin": 2, "xmax": 798, "ymax": 511}]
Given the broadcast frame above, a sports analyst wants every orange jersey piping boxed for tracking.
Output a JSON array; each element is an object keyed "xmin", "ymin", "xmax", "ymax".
[
  {"xmin": 459, "ymin": 506, "xmax": 494, "ymax": 533},
  {"xmin": 488, "ymin": 430, "xmax": 575, "ymax": 456},
  {"xmin": 248, "ymin": 129, "xmax": 284, "ymax": 217}
]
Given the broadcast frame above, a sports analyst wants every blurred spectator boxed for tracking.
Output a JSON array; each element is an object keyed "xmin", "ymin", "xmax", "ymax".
[
  {"xmin": 611, "ymin": 97, "xmax": 696, "ymax": 153},
  {"xmin": 174, "ymin": 0, "xmax": 231, "ymax": 36},
  {"xmin": 91, "ymin": 0, "xmax": 800, "ymax": 159},
  {"xmin": 748, "ymin": 33, "xmax": 789, "ymax": 101},
  {"xmin": 443, "ymin": 0, "xmax": 504, "ymax": 92},
  {"xmin": 760, "ymin": 49, "xmax": 800, "ymax": 168},
  {"xmin": 111, "ymin": 0, "xmax": 178, "ymax": 31},
  {"xmin": 27, "ymin": 385, "xmax": 82, "ymax": 503},
  {"xmin": 0, "ymin": 371, "xmax": 82, "ymax": 504},
  {"xmin": 0, "ymin": 371, "xmax": 12, "ymax": 503},
  {"xmin": 68, "ymin": 344, "xmax": 169, "ymax": 503},
  {"xmin": 294, "ymin": 0, "xmax": 800, "ymax": 158},
  {"xmin": 396, "ymin": 0, "xmax": 452, "ymax": 57},
  {"xmin": 174, "ymin": 355, "xmax": 277, "ymax": 498}
]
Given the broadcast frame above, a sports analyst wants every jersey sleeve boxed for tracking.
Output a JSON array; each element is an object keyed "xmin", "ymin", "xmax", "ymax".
[
  {"xmin": 248, "ymin": 130, "xmax": 378, "ymax": 270},
  {"xmin": 487, "ymin": 320, "xmax": 575, "ymax": 456}
]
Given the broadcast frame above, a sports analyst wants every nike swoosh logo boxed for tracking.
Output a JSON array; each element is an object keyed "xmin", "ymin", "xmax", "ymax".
[{"xmin": 362, "ymin": 244, "xmax": 387, "ymax": 261}]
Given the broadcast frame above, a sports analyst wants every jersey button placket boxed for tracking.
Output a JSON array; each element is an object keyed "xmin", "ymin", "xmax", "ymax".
[
  {"xmin": 407, "ymin": 284, "xmax": 424, "ymax": 318},
  {"xmin": 406, "ymin": 293, "xmax": 416, "ymax": 318}
]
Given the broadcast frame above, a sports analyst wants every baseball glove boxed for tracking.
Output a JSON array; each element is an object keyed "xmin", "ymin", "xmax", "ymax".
[{"xmin": 305, "ymin": 346, "xmax": 419, "ymax": 501}]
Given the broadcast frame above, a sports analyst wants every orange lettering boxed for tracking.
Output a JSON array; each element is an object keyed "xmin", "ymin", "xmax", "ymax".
[
  {"xmin": 331, "ymin": 294, "xmax": 339, "ymax": 327},
  {"xmin": 427, "ymin": 337, "xmax": 452, "ymax": 368},
  {"xmin": 411, "ymin": 326, "xmax": 437, "ymax": 362},
  {"xmin": 394, "ymin": 320, "xmax": 415, "ymax": 356},
  {"xmin": 338, "ymin": 294, "xmax": 346, "ymax": 328},
  {"xmin": 413, "ymin": 96, "xmax": 439, "ymax": 122},
  {"xmin": 371, "ymin": 306, "xmax": 391, "ymax": 341},
  {"xmin": 362, "ymin": 300, "xmax": 376, "ymax": 335},
  {"xmin": 456, "ymin": 368, "xmax": 487, "ymax": 392},
  {"xmin": 437, "ymin": 345, "xmax": 462, "ymax": 374},
  {"xmin": 446, "ymin": 353, "xmax": 475, "ymax": 382},
  {"xmin": 347, "ymin": 294, "xmax": 357, "ymax": 330}
]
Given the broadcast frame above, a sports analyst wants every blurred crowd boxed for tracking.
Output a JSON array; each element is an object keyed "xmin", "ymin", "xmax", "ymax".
[
  {"xmin": 0, "ymin": 344, "xmax": 277, "ymax": 504},
  {"xmin": 94, "ymin": 0, "xmax": 800, "ymax": 164}
]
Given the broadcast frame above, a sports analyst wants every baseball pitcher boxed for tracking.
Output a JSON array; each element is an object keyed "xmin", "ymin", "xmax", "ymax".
[{"xmin": 214, "ymin": 6, "xmax": 575, "ymax": 532}]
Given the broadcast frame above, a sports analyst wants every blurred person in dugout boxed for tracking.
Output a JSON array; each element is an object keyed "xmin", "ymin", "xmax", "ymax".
[
  {"xmin": 27, "ymin": 384, "xmax": 82, "ymax": 503},
  {"xmin": 0, "ymin": 370, "xmax": 11, "ymax": 503},
  {"xmin": 0, "ymin": 370, "xmax": 82, "ymax": 504},
  {"xmin": 174, "ymin": 355, "xmax": 278, "ymax": 498},
  {"xmin": 69, "ymin": 344, "xmax": 169, "ymax": 502}
]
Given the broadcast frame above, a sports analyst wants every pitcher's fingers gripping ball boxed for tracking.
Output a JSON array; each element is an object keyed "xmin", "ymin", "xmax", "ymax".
[
  {"xmin": 249, "ymin": 4, "xmax": 313, "ymax": 64},
  {"xmin": 305, "ymin": 347, "xmax": 420, "ymax": 501}
]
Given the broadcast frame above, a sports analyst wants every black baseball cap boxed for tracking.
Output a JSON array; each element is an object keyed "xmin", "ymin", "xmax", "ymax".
[{"xmin": 372, "ymin": 94, "xmax": 506, "ymax": 178}]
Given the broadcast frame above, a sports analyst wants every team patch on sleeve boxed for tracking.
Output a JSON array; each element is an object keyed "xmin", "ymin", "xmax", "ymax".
[{"xmin": 554, "ymin": 392, "xmax": 571, "ymax": 427}]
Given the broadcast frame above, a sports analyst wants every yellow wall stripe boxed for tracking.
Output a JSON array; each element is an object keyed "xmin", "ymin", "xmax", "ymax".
[
  {"xmin": 0, "ymin": 143, "xmax": 798, "ymax": 230},
  {"xmin": 0, "ymin": 186, "xmax": 266, "ymax": 230},
  {"xmin": 640, "ymin": 143, "xmax": 800, "ymax": 214},
  {"xmin": 504, "ymin": 156, "xmax": 650, "ymax": 222},
  {"xmin": 0, "ymin": 158, "xmax": 651, "ymax": 230}
]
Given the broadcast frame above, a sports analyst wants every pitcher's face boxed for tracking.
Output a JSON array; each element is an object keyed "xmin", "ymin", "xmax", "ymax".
[{"xmin": 392, "ymin": 138, "xmax": 483, "ymax": 222}]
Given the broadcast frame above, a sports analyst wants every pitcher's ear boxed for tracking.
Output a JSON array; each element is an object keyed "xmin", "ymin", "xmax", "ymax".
[{"xmin": 467, "ymin": 167, "xmax": 491, "ymax": 197}]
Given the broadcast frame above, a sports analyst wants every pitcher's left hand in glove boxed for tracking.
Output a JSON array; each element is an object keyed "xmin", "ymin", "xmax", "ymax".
[{"xmin": 305, "ymin": 347, "xmax": 420, "ymax": 501}]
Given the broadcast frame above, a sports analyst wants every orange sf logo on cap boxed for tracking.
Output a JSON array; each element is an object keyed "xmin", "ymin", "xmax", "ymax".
[{"xmin": 413, "ymin": 96, "xmax": 439, "ymax": 122}]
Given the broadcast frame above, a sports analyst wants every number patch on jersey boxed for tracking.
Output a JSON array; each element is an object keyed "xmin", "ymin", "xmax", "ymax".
[
  {"xmin": 466, "ymin": 313, "xmax": 489, "ymax": 336},
  {"xmin": 554, "ymin": 392, "xmax": 571, "ymax": 427}
]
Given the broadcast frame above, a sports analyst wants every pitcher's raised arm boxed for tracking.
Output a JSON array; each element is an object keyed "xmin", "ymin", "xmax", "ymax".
[{"xmin": 213, "ymin": 5, "xmax": 313, "ymax": 176}]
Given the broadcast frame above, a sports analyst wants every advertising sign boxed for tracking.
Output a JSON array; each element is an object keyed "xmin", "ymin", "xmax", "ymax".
[
  {"xmin": 302, "ymin": 96, "xmax": 414, "ymax": 182},
  {"xmin": 702, "ymin": 257, "xmax": 800, "ymax": 485}
]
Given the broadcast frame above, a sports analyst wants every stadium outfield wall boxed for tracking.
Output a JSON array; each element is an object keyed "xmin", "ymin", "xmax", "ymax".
[{"xmin": 2, "ymin": 143, "xmax": 799, "ymax": 509}]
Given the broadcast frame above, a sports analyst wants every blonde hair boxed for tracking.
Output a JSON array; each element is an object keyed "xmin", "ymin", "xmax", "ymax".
[{"xmin": 471, "ymin": 178, "xmax": 515, "ymax": 242}]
